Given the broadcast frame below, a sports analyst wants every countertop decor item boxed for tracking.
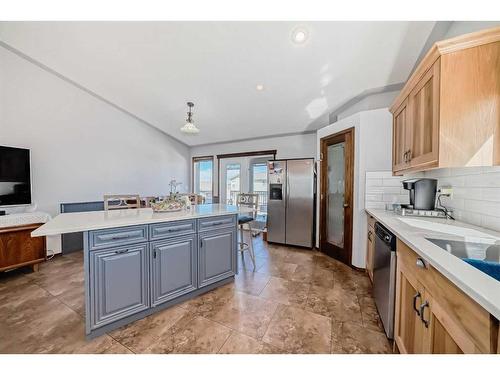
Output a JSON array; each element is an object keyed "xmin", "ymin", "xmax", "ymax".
[{"xmin": 151, "ymin": 179, "xmax": 186, "ymax": 212}]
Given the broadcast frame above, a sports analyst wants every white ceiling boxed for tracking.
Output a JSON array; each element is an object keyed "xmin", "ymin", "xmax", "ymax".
[{"xmin": 0, "ymin": 21, "xmax": 435, "ymax": 146}]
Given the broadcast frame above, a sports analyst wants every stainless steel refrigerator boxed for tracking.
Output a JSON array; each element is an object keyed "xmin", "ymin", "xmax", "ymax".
[{"xmin": 267, "ymin": 158, "xmax": 315, "ymax": 248}]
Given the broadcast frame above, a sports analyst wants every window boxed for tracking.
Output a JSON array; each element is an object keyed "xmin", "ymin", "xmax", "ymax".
[{"xmin": 192, "ymin": 157, "xmax": 213, "ymax": 203}]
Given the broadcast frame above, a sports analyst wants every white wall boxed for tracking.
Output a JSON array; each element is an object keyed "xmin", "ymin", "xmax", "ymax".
[
  {"xmin": 316, "ymin": 108, "xmax": 392, "ymax": 268},
  {"xmin": 0, "ymin": 46, "xmax": 190, "ymax": 253},
  {"xmin": 445, "ymin": 21, "xmax": 500, "ymax": 39},
  {"xmin": 337, "ymin": 90, "xmax": 400, "ymax": 121},
  {"xmin": 190, "ymin": 132, "xmax": 316, "ymax": 197}
]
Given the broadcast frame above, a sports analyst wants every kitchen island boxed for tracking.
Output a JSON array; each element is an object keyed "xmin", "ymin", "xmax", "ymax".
[{"xmin": 32, "ymin": 204, "xmax": 249, "ymax": 338}]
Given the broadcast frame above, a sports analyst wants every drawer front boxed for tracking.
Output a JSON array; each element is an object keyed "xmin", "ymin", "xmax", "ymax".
[
  {"xmin": 89, "ymin": 225, "xmax": 148, "ymax": 250},
  {"xmin": 150, "ymin": 220, "xmax": 196, "ymax": 241},
  {"xmin": 198, "ymin": 215, "xmax": 236, "ymax": 232}
]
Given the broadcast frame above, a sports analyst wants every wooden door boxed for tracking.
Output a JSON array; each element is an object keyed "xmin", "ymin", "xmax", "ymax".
[
  {"xmin": 394, "ymin": 262, "xmax": 426, "ymax": 354},
  {"xmin": 421, "ymin": 291, "xmax": 481, "ymax": 354},
  {"xmin": 392, "ymin": 98, "xmax": 409, "ymax": 173},
  {"xmin": 407, "ymin": 60, "xmax": 440, "ymax": 168},
  {"xmin": 319, "ymin": 127, "xmax": 355, "ymax": 265}
]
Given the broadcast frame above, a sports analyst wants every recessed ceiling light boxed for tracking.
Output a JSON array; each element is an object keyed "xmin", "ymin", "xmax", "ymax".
[
  {"xmin": 292, "ymin": 28, "xmax": 308, "ymax": 44},
  {"xmin": 256, "ymin": 84, "xmax": 265, "ymax": 91}
]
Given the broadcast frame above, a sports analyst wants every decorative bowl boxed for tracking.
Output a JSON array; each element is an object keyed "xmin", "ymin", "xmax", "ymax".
[{"xmin": 151, "ymin": 200, "xmax": 184, "ymax": 213}]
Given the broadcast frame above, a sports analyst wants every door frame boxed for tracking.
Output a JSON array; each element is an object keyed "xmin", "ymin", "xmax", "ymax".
[{"xmin": 319, "ymin": 127, "xmax": 355, "ymax": 265}]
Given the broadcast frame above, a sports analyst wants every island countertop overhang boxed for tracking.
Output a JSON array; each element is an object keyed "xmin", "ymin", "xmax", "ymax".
[{"xmin": 31, "ymin": 204, "xmax": 251, "ymax": 237}]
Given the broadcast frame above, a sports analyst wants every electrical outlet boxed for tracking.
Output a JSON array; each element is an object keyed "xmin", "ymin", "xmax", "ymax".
[{"xmin": 439, "ymin": 186, "xmax": 453, "ymax": 198}]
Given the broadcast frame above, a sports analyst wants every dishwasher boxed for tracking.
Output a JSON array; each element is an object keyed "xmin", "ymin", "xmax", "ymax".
[{"xmin": 373, "ymin": 222, "xmax": 397, "ymax": 339}]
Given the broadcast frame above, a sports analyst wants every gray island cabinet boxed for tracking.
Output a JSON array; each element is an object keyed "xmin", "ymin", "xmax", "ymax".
[
  {"xmin": 31, "ymin": 204, "xmax": 244, "ymax": 339},
  {"xmin": 83, "ymin": 214, "xmax": 237, "ymax": 338}
]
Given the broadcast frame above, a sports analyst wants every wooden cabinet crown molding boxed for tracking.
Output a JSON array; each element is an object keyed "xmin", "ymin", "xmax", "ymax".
[{"xmin": 390, "ymin": 26, "xmax": 500, "ymax": 113}]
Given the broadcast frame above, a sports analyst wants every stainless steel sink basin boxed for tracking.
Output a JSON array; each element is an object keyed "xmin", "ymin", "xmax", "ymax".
[{"xmin": 426, "ymin": 237, "xmax": 500, "ymax": 281}]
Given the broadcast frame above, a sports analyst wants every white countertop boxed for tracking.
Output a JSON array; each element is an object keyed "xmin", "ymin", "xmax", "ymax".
[
  {"xmin": 366, "ymin": 208, "xmax": 500, "ymax": 320},
  {"xmin": 31, "ymin": 204, "xmax": 251, "ymax": 237}
]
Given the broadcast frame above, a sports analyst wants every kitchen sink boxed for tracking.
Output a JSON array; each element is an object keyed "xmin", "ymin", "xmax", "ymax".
[{"xmin": 426, "ymin": 237, "xmax": 500, "ymax": 281}]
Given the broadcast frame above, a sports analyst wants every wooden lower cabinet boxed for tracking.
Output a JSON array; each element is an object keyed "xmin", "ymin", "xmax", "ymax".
[
  {"xmin": 365, "ymin": 215, "xmax": 376, "ymax": 282},
  {"xmin": 0, "ymin": 223, "xmax": 46, "ymax": 272},
  {"xmin": 395, "ymin": 240, "xmax": 499, "ymax": 354}
]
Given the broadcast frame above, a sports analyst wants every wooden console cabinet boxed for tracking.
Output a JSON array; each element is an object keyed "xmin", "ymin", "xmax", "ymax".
[
  {"xmin": 0, "ymin": 223, "xmax": 46, "ymax": 272},
  {"xmin": 394, "ymin": 240, "xmax": 499, "ymax": 353},
  {"xmin": 390, "ymin": 27, "xmax": 500, "ymax": 175},
  {"xmin": 365, "ymin": 215, "xmax": 376, "ymax": 282}
]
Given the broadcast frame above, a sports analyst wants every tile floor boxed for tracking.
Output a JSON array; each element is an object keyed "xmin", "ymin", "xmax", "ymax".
[{"xmin": 0, "ymin": 237, "xmax": 392, "ymax": 354}]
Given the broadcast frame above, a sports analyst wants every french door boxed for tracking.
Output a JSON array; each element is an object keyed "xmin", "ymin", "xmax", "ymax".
[
  {"xmin": 219, "ymin": 156, "xmax": 270, "ymax": 212},
  {"xmin": 320, "ymin": 127, "xmax": 354, "ymax": 265}
]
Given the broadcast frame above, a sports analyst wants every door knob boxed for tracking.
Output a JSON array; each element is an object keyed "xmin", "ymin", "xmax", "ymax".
[{"xmin": 343, "ymin": 203, "xmax": 349, "ymax": 208}]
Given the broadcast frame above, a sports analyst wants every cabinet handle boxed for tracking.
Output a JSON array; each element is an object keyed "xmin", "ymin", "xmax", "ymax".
[
  {"xmin": 367, "ymin": 231, "xmax": 372, "ymax": 241},
  {"xmin": 413, "ymin": 291, "xmax": 421, "ymax": 316},
  {"xmin": 200, "ymin": 239, "xmax": 203, "ymax": 248},
  {"xmin": 419, "ymin": 301, "xmax": 430, "ymax": 328},
  {"xmin": 114, "ymin": 249, "xmax": 129, "ymax": 254},
  {"xmin": 416, "ymin": 257, "xmax": 427, "ymax": 269},
  {"xmin": 408, "ymin": 149, "xmax": 412, "ymax": 161},
  {"xmin": 153, "ymin": 249, "xmax": 157, "ymax": 258},
  {"xmin": 403, "ymin": 151, "xmax": 408, "ymax": 163}
]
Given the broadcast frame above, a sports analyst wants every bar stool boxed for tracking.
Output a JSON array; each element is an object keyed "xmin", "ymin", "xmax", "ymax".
[{"xmin": 236, "ymin": 193, "xmax": 259, "ymax": 270}]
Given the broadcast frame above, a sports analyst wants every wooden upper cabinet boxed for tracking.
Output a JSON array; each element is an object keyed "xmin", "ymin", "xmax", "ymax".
[
  {"xmin": 390, "ymin": 26, "xmax": 500, "ymax": 175},
  {"xmin": 407, "ymin": 60, "xmax": 440, "ymax": 169},
  {"xmin": 392, "ymin": 98, "xmax": 409, "ymax": 173}
]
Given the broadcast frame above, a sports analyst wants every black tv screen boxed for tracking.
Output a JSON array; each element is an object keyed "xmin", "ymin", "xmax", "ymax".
[{"xmin": 0, "ymin": 146, "xmax": 32, "ymax": 206}]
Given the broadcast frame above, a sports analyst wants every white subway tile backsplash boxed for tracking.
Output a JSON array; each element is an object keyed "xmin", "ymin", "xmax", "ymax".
[
  {"xmin": 480, "ymin": 188, "xmax": 500, "ymax": 202},
  {"xmin": 366, "ymin": 178, "xmax": 383, "ymax": 187},
  {"xmin": 382, "ymin": 179, "xmax": 403, "ymax": 187},
  {"xmin": 365, "ymin": 202, "xmax": 386, "ymax": 209},
  {"xmin": 366, "ymin": 193, "xmax": 383, "ymax": 202},
  {"xmin": 394, "ymin": 167, "xmax": 500, "ymax": 233},
  {"xmin": 366, "ymin": 171, "xmax": 393, "ymax": 178}
]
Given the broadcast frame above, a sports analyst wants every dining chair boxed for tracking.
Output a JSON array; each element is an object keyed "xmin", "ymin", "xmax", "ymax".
[
  {"xmin": 103, "ymin": 194, "xmax": 141, "ymax": 211},
  {"xmin": 236, "ymin": 193, "xmax": 259, "ymax": 270}
]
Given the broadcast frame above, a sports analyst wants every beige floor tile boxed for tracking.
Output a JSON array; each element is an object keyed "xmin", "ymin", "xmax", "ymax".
[
  {"xmin": 260, "ymin": 277, "xmax": 310, "ymax": 307},
  {"xmin": 110, "ymin": 306, "xmax": 196, "ymax": 353},
  {"xmin": 305, "ymin": 284, "xmax": 363, "ymax": 323},
  {"xmin": 234, "ymin": 270, "xmax": 271, "ymax": 296},
  {"xmin": 144, "ymin": 316, "xmax": 232, "ymax": 354},
  {"xmin": 291, "ymin": 264, "xmax": 334, "ymax": 288},
  {"xmin": 262, "ymin": 305, "xmax": 332, "ymax": 354},
  {"xmin": 358, "ymin": 295, "xmax": 385, "ymax": 332},
  {"xmin": 256, "ymin": 259, "xmax": 298, "ymax": 279},
  {"xmin": 206, "ymin": 292, "xmax": 278, "ymax": 339},
  {"xmin": 178, "ymin": 283, "xmax": 237, "ymax": 316},
  {"xmin": 340, "ymin": 322, "xmax": 392, "ymax": 354}
]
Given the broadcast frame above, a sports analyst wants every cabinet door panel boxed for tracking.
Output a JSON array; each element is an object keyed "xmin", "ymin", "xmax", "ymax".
[
  {"xmin": 422, "ymin": 292, "xmax": 479, "ymax": 354},
  {"xmin": 90, "ymin": 244, "xmax": 149, "ymax": 329},
  {"xmin": 393, "ymin": 98, "xmax": 409, "ymax": 173},
  {"xmin": 394, "ymin": 262, "xmax": 425, "ymax": 354},
  {"xmin": 151, "ymin": 235, "xmax": 197, "ymax": 306},
  {"xmin": 408, "ymin": 60, "xmax": 440, "ymax": 168},
  {"xmin": 198, "ymin": 228, "xmax": 236, "ymax": 288}
]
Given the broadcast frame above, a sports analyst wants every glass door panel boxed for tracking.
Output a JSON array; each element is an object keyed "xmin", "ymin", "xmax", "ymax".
[
  {"xmin": 193, "ymin": 159, "xmax": 213, "ymax": 203},
  {"xmin": 225, "ymin": 163, "xmax": 241, "ymax": 205},
  {"xmin": 327, "ymin": 143, "xmax": 345, "ymax": 247},
  {"xmin": 250, "ymin": 162, "xmax": 268, "ymax": 213}
]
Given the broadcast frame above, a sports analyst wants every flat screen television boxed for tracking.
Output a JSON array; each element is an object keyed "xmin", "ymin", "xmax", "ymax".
[{"xmin": 0, "ymin": 146, "xmax": 32, "ymax": 206}]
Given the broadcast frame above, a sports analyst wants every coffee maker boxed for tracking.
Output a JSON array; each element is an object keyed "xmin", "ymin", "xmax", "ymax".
[{"xmin": 402, "ymin": 178, "xmax": 437, "ymax": 210}]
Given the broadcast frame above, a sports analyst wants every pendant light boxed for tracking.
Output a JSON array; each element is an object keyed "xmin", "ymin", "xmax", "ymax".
[{"xmin": 180, "ymin": 102, "xmax": 200, "ymax": 134}]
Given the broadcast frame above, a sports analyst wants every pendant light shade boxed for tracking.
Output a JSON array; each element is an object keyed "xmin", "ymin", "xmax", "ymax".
[{"xmin": 180, "ymin": 102, "xmax": 200, "ymax": 134}]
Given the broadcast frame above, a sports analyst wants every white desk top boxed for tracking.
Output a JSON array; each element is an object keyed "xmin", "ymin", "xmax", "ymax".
[
  {"xmin": 31, "ymin": 204, "xmax": 251, "ymax": 237},
  {"xmin": 366, "ymin": 208, "xmax": 500, "ymax": 320}
]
